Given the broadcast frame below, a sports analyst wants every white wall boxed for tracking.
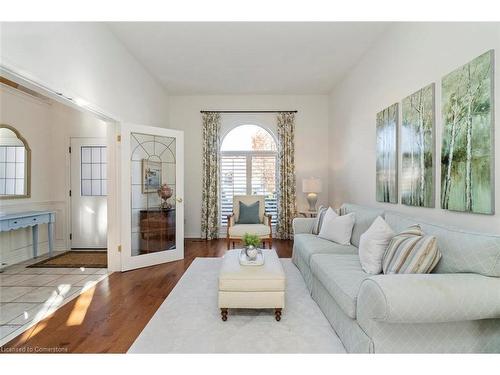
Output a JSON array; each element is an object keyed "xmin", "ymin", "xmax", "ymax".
[
  {"xmin": 0, "ymin": 22, "xmax": 169, "ymax": 125},
  {"xmin": 0, "ymin": 22, "xmax": 171, "ymax": 271},
  {"xmin": 0, "ymin": 84, "xmax": 106, "ymax": 266},
  {"xmin": 169, "ymin": 95, "xmax": 329, "ymax": 237},
  {"xmin": 1, "ymin": 86, "xmax": 53, "ymax": 266},
  {"xmin": 329, "ymin": 22, "xmax": 500, "ymax": 233}
]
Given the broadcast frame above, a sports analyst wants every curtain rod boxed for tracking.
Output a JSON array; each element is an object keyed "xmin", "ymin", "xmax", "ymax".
[{"xmin": 200, "ymin": 110, "xmax": 298, "ymax": 114}]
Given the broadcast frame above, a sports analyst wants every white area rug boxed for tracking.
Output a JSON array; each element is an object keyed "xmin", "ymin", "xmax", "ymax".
[{"xmin": 128, "ymin": 258, "xmax": 346, "ymax": 353}]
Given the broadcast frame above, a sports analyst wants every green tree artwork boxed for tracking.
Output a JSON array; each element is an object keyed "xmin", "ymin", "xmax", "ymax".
[
  {"xmin": 401, "ymin": 84, "xmax": 435, "ymax": 207},
  {"xmin": 441, "ymin": 50, "xmax": 494, "ymax": 214},
  {"xmin": 376, "ymin": 103, "xmax": 398, "ymax": 203}
]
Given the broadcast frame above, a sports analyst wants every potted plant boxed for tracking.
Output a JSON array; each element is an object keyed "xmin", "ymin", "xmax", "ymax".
[{"xmin": 242, "ymin": 233, "xmax": 261, "ymax": 260}]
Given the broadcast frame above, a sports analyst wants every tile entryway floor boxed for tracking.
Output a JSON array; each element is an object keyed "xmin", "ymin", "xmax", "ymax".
[{"xmin": 0, "ymin": 253, "xmax": 108, "ymax": 345}]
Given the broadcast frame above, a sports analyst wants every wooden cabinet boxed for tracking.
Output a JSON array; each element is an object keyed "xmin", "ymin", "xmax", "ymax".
[{"xmin": 139, "ymin": 208, "xmax": 176, "ymax": 254}]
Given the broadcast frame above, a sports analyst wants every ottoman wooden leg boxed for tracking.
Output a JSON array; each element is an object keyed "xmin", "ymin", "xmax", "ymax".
[
  {"xmin": 275, "ymin": 308, "xmax": 282, "ymax": 321},
  {"xmin": 221, "ymin": 308, "xmax": 228, "ymax": 321}
]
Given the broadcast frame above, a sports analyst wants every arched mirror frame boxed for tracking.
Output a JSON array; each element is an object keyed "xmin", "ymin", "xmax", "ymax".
[{"xmin": 0, "ymin": 124, "xmax": 31, "ymax": 199}]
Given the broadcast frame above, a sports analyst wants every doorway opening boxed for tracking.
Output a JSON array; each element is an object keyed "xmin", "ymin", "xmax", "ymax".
[{"xmin": 0, "ymin": 74, "xmax": 115, "ymax": 345}]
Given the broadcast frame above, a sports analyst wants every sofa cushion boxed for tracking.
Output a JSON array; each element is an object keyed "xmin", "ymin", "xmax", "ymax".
[
  {"xmin": 385, "ymin": 211, "xmax": 500, "ymax": 277},
  {"xmin": 311, "ymin": 205, "xmax": 328, "ymax": 234},
  {"xmin": 236, "ymin": 201, "xmax": 260, "ymax": 224},
  {"xmin": 293, "ymin": 234, "xmax": 357, "ymax": 265},
  {"xmin": 382, "ymin": 225, "xmax": 441, "ymax": 274},
  {"xmin": 340, "ymin": 203, "xmax": 385, "ymax": 247},
  {"xmin": 318, "ymin": 209, "xmax": 355, "ymax": 245},
  {"xmin": 359, "ymin": 216, "xmax": 395, "ymax": 274},
  {"xmin": 310, "ymin": 253, "xmax": 370, "ymax": 319}
]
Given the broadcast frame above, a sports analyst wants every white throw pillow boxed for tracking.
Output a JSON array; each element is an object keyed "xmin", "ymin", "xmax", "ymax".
[
  {"xmin": 318, "ymin": 208, "xmax": 355, "ymax": 245},
  {"xmin": 358, "ymin": 216, "xmax": 395, "ymax": 274}
]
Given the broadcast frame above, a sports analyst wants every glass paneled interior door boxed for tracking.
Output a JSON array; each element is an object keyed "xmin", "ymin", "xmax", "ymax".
[{"xmin": 120, "ymin": 124, "xmax": 184, "ymax": 271}]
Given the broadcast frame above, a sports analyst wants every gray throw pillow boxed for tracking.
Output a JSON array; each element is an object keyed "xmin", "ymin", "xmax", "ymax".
[
  {"xmin": 237, "ymin": 201, "xmax": 260, "ymax": 224},
  {"xmin": 312, "ymin": 205, "xmax": 328, "ymax": 235},
  {"xmin": 382, "ymin": 225, "xmax": 442, "ymax": 274}
]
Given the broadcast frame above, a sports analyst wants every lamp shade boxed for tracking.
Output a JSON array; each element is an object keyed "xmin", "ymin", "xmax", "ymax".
[{"xmin": 302, "ymin": 177, "xmax": 322, "ymax": 193}]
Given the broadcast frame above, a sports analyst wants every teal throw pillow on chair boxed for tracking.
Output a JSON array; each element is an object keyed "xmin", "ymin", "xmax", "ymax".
[{"xmin": 237, "ymin": 201, "xmax": 261, "ymax": 224}]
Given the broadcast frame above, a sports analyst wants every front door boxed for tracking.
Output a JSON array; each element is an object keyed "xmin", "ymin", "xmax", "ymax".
[
  {"xmin": 70, "ymin": 138, "xmax": 108, "ymax": 249},
  {"xmin": 120, "ymin": 124, "xmax": 184, "ymax": 271}
]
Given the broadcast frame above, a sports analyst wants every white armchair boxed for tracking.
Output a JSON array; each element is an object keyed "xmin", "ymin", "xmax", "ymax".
[{"xmin": 226, "ymin": 195, "xmax": 273, "ymax": 249}]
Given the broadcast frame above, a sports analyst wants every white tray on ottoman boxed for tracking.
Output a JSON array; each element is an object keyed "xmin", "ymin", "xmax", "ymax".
[
  {"xmin": 239, "ymin": 249, "xmax": 264, "ymax": 266},
  {"xmin": 218, "ymin": 249, "xmax": 285, "ymax": 321}
]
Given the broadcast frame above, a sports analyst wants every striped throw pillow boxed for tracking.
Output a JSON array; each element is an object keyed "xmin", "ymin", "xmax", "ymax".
[
  {"xmin": 312, "ymin": 205, "xmax": 328, "ymax": 235},
  {"xmin": 382, "ymin": 224, "xmax": 441, "ymax": 274}
]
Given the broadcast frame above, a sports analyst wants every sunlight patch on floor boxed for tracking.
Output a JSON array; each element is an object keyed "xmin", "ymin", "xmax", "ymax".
[{"xmin": 66, "ymin": 286, "xmax": 96, "ymax": 326}]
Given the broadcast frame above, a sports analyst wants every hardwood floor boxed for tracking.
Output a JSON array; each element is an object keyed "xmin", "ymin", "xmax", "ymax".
[{"xmin": 2, "ymin": 239, "xmax": 293, "ymax": 353}]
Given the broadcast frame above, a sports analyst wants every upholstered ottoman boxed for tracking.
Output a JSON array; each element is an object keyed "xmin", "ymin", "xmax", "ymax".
[{"xmin": 218, "ymin": 249, "xmax": 286, "ymax": 321}]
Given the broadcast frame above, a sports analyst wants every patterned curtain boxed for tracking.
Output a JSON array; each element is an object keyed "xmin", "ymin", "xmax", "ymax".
[
  {"xmin": 201, "ymin": 112, "xmax": 221, "ymax": 240},
  {"xmin": 276, "ymin": 112, "xmax": 297, "ymax": 239}
]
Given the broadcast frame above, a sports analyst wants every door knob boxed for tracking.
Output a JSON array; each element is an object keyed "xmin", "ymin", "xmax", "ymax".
[{"xmin": 176, "ymin": 197, "xmax": 183, "ymax": 203}]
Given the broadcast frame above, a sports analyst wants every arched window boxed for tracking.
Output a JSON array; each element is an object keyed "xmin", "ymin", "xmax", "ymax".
[{"xmin": 220, "ymin": 125, "xmax": 277, "ymax": 226}]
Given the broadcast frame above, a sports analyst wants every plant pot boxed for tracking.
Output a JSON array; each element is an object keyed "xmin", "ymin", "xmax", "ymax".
[{"xmin": 245, "ymin": 245, "xmax": 258, "ymax": 260}]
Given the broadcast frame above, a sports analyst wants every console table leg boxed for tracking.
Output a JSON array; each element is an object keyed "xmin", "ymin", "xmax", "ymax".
[
  {"xmin": 221, "ymin": 308, "xmax": 228, "ymax": 321},
  {"xmin": 48, "ymin": 222, "xmax": 54, "ymax": 257},
  {"xmin": 32, "ymin": 224, "xmax": 39, "ymax": 258}
]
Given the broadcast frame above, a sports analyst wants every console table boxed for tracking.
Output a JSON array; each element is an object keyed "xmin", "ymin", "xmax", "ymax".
[
  {"xmin": 0, "ymin": 211, "xmax": 56, "ymax": 259},
  {"xmin": 298, "ymin": 210, "xmax": 318, "ymax": 218}
]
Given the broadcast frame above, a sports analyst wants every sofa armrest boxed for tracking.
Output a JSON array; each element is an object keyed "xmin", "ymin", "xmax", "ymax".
[
  {"xmin": 357, "ymin": 274, "xmax": 500, "ymax": 324},
  {"xmin": 292, "ymin": 217, "xmax": 315, "ymax": 235}
]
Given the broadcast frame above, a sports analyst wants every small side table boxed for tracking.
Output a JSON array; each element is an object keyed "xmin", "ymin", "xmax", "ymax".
[{"xmin": 298, "ymin": 210, "xmax": 318, "ymax": 218}]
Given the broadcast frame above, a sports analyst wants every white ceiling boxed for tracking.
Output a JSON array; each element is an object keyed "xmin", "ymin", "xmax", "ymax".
[{"xmin": 108, "ymin": 22, "xmax": 390, "ymax": 95}]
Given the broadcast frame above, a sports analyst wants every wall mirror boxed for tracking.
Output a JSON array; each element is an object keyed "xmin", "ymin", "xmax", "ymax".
[{"xmin": 0, "ymin": 124, "xmax": 31, "ymax": 199}]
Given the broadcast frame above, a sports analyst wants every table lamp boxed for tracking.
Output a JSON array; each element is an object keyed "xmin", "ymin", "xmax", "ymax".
[{"xmin": 302, "ymin": 177, "xmax": 322, "ymax": 211}]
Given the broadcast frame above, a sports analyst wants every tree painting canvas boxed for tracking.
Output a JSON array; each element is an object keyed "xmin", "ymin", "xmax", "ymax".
[
  {"xmin": 441, "ymin": 50, "xmax": 494, "ymax": 214},
  {"xmin": 401, "ymin": 84, "xmax": 435, "ymax": 208},
  {"xmin": 376, "ymin": 103, "xmax": 398, "ymax": 203}
]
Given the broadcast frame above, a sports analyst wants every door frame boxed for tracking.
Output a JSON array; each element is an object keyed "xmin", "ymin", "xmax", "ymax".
[
  {"xmin": 107, "ymin": 123, "xmax": 122, "ymax": 272},
  {"xmin": 119, "ymin": 123, "xmax": 184, "ymax": 271}
]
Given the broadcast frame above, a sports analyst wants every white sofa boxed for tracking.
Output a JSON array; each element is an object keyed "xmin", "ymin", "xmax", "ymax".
[{"xmin": 292, "ymin": 203, "xmax": 500, "ymax": 353}]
